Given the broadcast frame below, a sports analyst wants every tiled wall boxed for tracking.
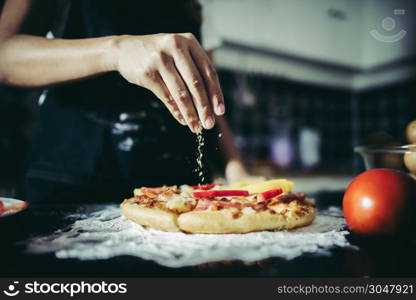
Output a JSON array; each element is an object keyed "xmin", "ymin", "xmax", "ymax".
[{"xmin": 220, "ymin": 71, "xmax": 416, "ymax": 174}]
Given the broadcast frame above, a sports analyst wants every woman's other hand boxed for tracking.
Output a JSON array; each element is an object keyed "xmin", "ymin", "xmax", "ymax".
[{"xmin": 225, "ymin": 159, "xmax": 265, "ymax": 184}]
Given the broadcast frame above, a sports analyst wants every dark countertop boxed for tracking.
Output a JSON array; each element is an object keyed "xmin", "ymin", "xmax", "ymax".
[{"xmin": 1, "ymin": 192, "xmax": 416, "ymax": 278}]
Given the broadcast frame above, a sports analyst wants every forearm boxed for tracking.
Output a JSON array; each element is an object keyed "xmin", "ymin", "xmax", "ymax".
[{"xmin": 0, "ymin": 34, "xmax": 117, "ymax": 87}]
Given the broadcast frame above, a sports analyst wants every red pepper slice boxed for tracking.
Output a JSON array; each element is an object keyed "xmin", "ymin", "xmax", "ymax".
[
  {"xmin": 257, "ymin": 188, "xmax": 283, "ymax": 202},
  {"xmin": 193, "ymin": 190, "xmax": 249, "ymax": 198},
  {"xmin": 190, "ymin": 184, "xmax": 217, "ymax": 190}
]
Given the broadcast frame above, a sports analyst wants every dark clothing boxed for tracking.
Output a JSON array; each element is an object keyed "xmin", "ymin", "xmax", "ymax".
[
  {"xmin": 18, "ymin": 0, "xmax": 215, "ymax": 203},
  {"xmin": 18, "ymin": 177, "xmax": 133, "ymax": 204}
]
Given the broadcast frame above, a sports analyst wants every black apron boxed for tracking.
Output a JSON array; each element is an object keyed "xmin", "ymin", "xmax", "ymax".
[{"xmin": 20, "ymin": 0, "xmax": 215, "ymax": 202}]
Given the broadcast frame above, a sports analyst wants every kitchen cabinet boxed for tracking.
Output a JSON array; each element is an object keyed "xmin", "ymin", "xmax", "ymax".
[{"xmin": 202, "ymin": 0, "xmax": 416, "ymax": 90}]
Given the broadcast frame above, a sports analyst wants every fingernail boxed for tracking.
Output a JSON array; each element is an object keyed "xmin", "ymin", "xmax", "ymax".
[
  {"xmin": 193, "ymin": 122, "xmax": 202, "ymax": 134},
  {"xmin": 178, "ymin": 116, "xmax": 187, "ymax": 125},
  {"xmin": 188, "ymin": 123, "xmax": 196, "ymax": 133},
  {"xmin": 216, "ymin": 103, "xmax": 225, "ymax": 115},
  {"xmin": 204, "ymin": 116, "xmax": 215, "ymax": 129}
]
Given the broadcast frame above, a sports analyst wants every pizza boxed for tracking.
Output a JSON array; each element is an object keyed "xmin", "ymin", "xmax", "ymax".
[{"xmin": 120, "ymin": 179, "xmax": 317, "ymax": 234}]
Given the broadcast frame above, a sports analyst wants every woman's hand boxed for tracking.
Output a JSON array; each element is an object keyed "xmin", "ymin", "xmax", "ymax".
[{"xmin": 113, "ymin": 33, "xmax": 225, "ymax": 133}]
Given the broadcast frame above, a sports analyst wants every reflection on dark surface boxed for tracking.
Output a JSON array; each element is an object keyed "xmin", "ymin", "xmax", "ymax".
[{"xmin": 345, "ymin": 235, "xmax": 416, "ymax": 277}]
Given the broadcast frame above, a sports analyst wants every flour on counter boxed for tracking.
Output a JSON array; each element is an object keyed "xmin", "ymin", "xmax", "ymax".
[{"xmin": 25, "ymin": 206, "xmax": 350, "ymax": 268}]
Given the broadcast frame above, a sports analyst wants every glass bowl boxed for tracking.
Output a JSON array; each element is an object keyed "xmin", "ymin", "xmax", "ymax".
[{"xmin": 355, "ymin": 145, "xmax": 416, "ymax": 175}]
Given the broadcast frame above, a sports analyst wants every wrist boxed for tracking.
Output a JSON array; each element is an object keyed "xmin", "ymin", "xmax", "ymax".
[{"xmin": 100, "ymin": 35, "xmax": 127, "ymax": 72}]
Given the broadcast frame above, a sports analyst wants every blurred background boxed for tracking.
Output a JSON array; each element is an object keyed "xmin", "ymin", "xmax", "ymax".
[
  {"xmin": 203, "ymin": 0, "xmax": 416, "ymax": 177},
  {"xmin": 0, "ymin": 0, "xmax": 415, "ymax": 196}
]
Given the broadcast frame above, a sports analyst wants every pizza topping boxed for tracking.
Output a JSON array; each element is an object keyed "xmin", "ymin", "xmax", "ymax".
[
  {"xmin": 179, "ymin": 185, "xmax": 194, "ymax": 197},
  {"xmin": 244, "ymin": 179, "xmax": 294, "ymax": 194},
  {"xmin": 194, "ymin": 199, "xmax": 212, "ymax": 211},
  {"xmin": 253, "ymin": 202, "xmax": 269, "ymax": 211},
  {"xmin": 134, "ymin": 186, "xmax": 179, "ymax": 198},
  {"xmin": 158, "ymin": 190, "xmax": 180, "ymax": 202},
  {"xmin": 278, "ymin": 193, "xmax": 306, "ymax": 204},
  {"xmin": 295, "ymin": 206, "xmax": 311, "ymax": 217},
  {"xmin": 142, "ymin": 189, "xmax": 158, "ymax": 199},
  {"xmin": 192, "ymin": 194, "xmax": 292, "ymax": 213},
  {"xmin": 241, "ymin": 207, "xmax": 256, "ymax": 215},
  {"xmin": 130, "ymin": 184, "xmax": 314, "ymax": 220},
  {"xmin": 133, "ymin": 188, "xmax": 143, "ymax": 196},
  {"xmin": 267, "ymin": 195, "xmax": 312, "ymax": 216},
  {"xmin": 190, "ymin": 184, "xmax": 218, "ymax": 190},
  {"xmin": 257, "ymin": 188, "xmax": 283, "ymax": 202},
  {"xmin": 193, "ymin": 199, "xmax": 244, "ymax": 211},
  {"xmin": 230, "ymin": 195, "xmax": 257, "ymax": 203},
  {"xmin": 132, "ymin": 194, "xmax": 145, "ymax": 202},
  {"xmin": 148, "ymin": 200, "xmax": 157, "ymax": 207},
  {"xmin": 193, "ymin": 190, "xmax": 249, "ymax": 198},
  {"xmin": 165, "ymin": 196, "xmax": 192, "ymax": 213},
  {"xmin": 213, "ymin": 200, "xmax": 242, "ymax": 210}
]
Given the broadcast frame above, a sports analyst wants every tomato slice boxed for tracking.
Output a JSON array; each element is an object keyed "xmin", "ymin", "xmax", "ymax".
[
  {"xmin": 257, "ymin": 188, "xmax": 283, "ymax": 202},
  {"xmin": 0, "ymin": 201, "xmax": 4, "ymax": 215},
  {"xmin": 193, "ymin": 190, "xmax": 249, "ymax": 198}
]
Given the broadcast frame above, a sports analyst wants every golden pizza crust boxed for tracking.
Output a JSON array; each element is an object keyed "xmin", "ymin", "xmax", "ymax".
[
  {"xmin": 120, "ymin": 199, "xmax": 180, "ymax": 232},
  {"xmin": 121, "ymin": 197, "xmax": 317, "ymax": 234},
  {"xmin": 177, "ymin": 206, "xmax": 317, "ymax": 234}
]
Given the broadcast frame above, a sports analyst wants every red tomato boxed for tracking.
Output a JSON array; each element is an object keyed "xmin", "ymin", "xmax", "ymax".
[
  {"xmin": 0, "ymin": 201, "xmax": 4, "ymax": 215},
  {"xmin": 343, "ymin": 169, "xmax": 416, "ymax": 235}
]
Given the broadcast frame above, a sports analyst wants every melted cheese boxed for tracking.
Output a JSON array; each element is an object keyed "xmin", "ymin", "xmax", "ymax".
[
  {"xmin": 179, "ymin": 185, "xmax": 193, "ymax": 196},
  {"xmin": 133, "ymin": 188, "xmax": 143, "ymax": 196},
  {"xmin": 165, "ymin": 196, "xmax": 191, "ymax": 212}
]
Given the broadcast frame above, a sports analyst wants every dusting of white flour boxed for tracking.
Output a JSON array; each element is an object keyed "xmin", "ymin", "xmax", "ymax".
[{"xmin": 25, "ymin": 206, "xmax": 350, "ymax": 268}]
